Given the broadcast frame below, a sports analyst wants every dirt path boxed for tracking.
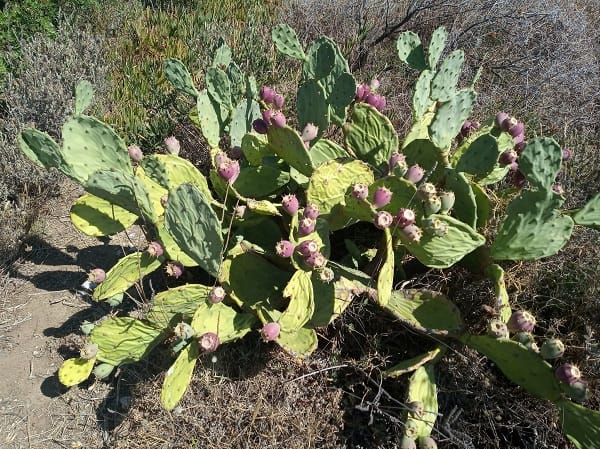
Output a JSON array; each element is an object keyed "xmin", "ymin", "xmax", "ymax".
[{"xmin": 0, "ymin": 182, "xmax": 141, "ymax": 449}]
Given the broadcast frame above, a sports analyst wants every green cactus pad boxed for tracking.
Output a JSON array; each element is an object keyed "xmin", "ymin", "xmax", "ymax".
[
  {"xmin": 383, "ymin": 347, "xmax": 443, "ymax": 378},
  {"xmin": 85, "ymin": 169, "xmax": 156, "ymax": 223},
  {"xmin": 427, "ymin": 27, "xmax": 447, "ymax": 69},
  {"xmin": 165, "ymin": 183, "xmax": 224, "ymax": 277},
  {"xmin": 307, "ymin": 39, "xmax": 335, "ymax": 79},
  {"xmin": 267, "ymin": 125, "xmax": 314, "ymax": 177},
  {"xmin": 485, "ymin": 264, "xmax": 511, "ymax": 322},
  {"xmin": 226, "ymin": 62, "xmax": 245, "ymax": 106},
  {"xmin": 70, "ymin": 193, "xmax": 138, "ymax": 237},
  {"xmin": 233, "ymin": 217, "xmax": 283, "ymax": 252},
  {"xmin": 430, "ymin": 50, "xmax": 465, "ymax": 101},
  {"xmin": 233, "ymin": 165, "xmax": 290, "ymax": 198},
  {"xmin": 572, "ymin": 193, "xmax": 600, "ymax": 230},
  {"xmin": 398, "ymin": 214, "xmax": 485, "ymax": 268},
  {"xmin": 142, "ymin": 154, "xmax": 211, "ymax": 199},
  {"xmin": 272, "ymin": 23, "xmax": 305, "ymax": 60},
  {"xmin": 306, "ymin": 159, "xmax": 374, "ymax": 218},
  {"xmin": 212, "ymin": 41, "xmax": 232, "ymax": 68},
  {"xmin": 58, "ymin": 357, "xmax": 96, "ymax": 387},
  {"xmin": 519, "ymin": 138, "xmax": 563, "ymax": 190},
  {"xmin": 290, "ymin": 215, "xmax": 331, "ymax": 258},
  {"xmin": 309, "ymin": 139, "xmax": 348, "ymax": 167},
  {"xmin": 147, "ymin": 284, "xmax": 213, "ymax": 327},
  {"xmin": 90, "ymin": 317, "xmax": 164, "ymax": 365},
  {"xmin": 405, "ymin": 365, "xmax": 438, "ymax": 438},
  {"xmin": 61, "ymin": 115, "xmax": 132, "ymax": 184},
  {"xmin": 470, "ymin": 182, "xmax": 491, "ymax": 228},
  {"xmin": 444, "ymin": 169, "xmax": 478, "ymax": 228},
  {"xmin": 429, "ymin": 89, "xmax": 476, "ymax": 151},
  {"xmin": 276, "ymin": 327, "xmax": 318, "ymax": 359},
  {"xmin": 402, "ymin": 139, "xmax": 445, "ymax": 181},
  {"xmin": 219, "ymin": 250, "xmax": 291, "ymax": 309},
  {"xmin": 491, "ymin": 189, "xmax": 574, "ymax": 260},
  {"xmin": 297, "ymin": 80, "xmax": 330, "ymax": 140},
  {"xmin": 382, "ymin": 289, "xmax": 463, "ymax": 335},
  {"xmin": 344, "ymin": 103, "xmax": 399, "ymax": 170},
  {"xmin": 396, "ymin": 31, "xmax": 426, "ymax": 70},
  {"xmin": 309, "ymin": 275, "xmax": 356, "ymax": 326},
  {"xmin": 412, "ymin": 70, "xmax": 435, "ymax": 119},
  {"xmin": 246, "ymin": 198, "xmax": 281, "ymax": 216},
  {"xmin": 475, "ymin": 164, "xmax": 510, "ymax": 186},
  {"xmin": 450, "ymin": 124, "xmax": 494, "ymax": 165},
  {"xmin": 164, "ymin": 58, "xmax": 199, "ymax": 98},
  {"xmin": 241, "ymin": 133, "xmax": 272, "ymax": 166},
  {"xmin": 403, "ymin": 111, "xmax": 434, "ymax": 148},
  {"xmin": 328, "ymin": 72, "xmax": 356, "ymax": 108},
  {"xmin": 155, "ymin": 218, "xmax": 198, "ymax": 267},
  {"xmin": 279, "ymin": 270, "xmax": 315, "ymax": 332},
  {"xmin": 92, "ymin": 251, "xmax": 162, "ymax": 300},
  {"xmin": 74, "ymin": 80, "xmax": 94, "ymax": 116},
  {"xmin": 161, "ymin": 340, "xmax": 199, "ymax": 411},
  {"xmin": 557, "ymin": 400, "xmax": 600, "ymax": 449},
  {"xmin": 135, "ymin": 167, "xmax": 167, "ymax": 217},
  {"xmin": 377, "ymin": 228, "xmax": 394, "ymax": 307},
  {"xmin": 455, "ymin": 134, "xmax": 500, "ymax": 176},
  {"xmin": 230, "ymin": 99, "xmax": 261, "ymax": 147},
  {"xmin": 196, "ymin": 90, "xmax": 222, "ymax": 147},
  {"xmin": 191, "ymin": 302, "xmax": 257, "ymax": 343},
  {"xmin": 206, "ymin": 67, "xmax": 232, "ymax": 110},
  {"xmin": 462, "ymin": 335, "xmax": 562, "ymax": 401},
  {"xmin": 18, "ymin": 128, "xmax": 72, "ymax": 177}
]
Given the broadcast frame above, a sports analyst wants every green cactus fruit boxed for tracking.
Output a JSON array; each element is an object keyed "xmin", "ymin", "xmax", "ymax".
[
  {"xmin": 562, "ymin": 380, "xmax": 589, "ymax": 403},
  {"xmin": 423, "ymin": 195, "xmax": 442, "ymax": 216},
  {"xmin": 487, "ymin": 319, "xmax": 509, "ymax": 338},
  {"xmin": 421, "ymin": 217, "xmax": 448, "ymax": 237},
  {"xmin": 439, "ymin": 191, "xmax": 455, "ymax": 214},
  {"xmin": 161, "ymin": 340, "xmax": 199, "ymax": 411},
  {"xmin": 512, "ymin": 331, "xmax": 535, "ymax": 348},
  {"xmin": 58, "ymin": 357, "xmax": 96, "ymax": 387},
  {"xmin": 418, "ymin": 437, "xmax": 437, "ymax": 449},
  {"xmin": 401, "ymin": 436, "xmax": 417, "ymax": 449},
  {"xmin": 80, "ymin": 321, "xmax": 95, "ymax": 335},
  {"xmin": 173, "ymin": 322, "xmax": 195, "ymax": 340},
  {"xmin": 80, "ymin": 343, "xmax": 98, "ymax": 360},
  {"xmin": 93, "ymin": 363, "xmax": 115, "ymax": 380},
  {"xmin": 272, "ymin": 23, "xmax": 305, "ymax": 59},
  {"xmin": 74, "ymin": 80, "xmax": 94, "ymax": 115},
  {"xmin": 164, "ymin": 58, "xmax": 199, "ymax": 98},
  {"xmin": 540, "ymin": 338, "xmax": 565, "ymax": 360},
  {"xmin": 105, "ymin": 293, "xmax": 124, "ymax": 307},
  {"xmin": 396, "ymin": 31, "xmax": 426, "ymax": 70}
]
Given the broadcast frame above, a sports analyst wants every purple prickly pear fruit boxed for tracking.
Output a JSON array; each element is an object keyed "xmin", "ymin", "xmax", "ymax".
[
  {"xmin": 499, "ymin": 149, "xmax": 518, "ymax": 165},
  {"xmin": 373, "ymin": 186, "xmax": 392, "ymax": 208},
  {"xmin": 422, "ymin": 217, "xmax": 448, "ymax": 237},
  {"xmin": 395, "ymin": 208, "xmax": 416, "ymax": 228},
  {"xmin": 400, "ymin": 436, "xmax": 417, "ymax": 449},
  {"xmin": 512, "ymin": 131, "xmax": 525, "ymax": 145},
  {"xmin": 270, "ymin": 111, "xmax": 286, "ymax": 128},
  {"xmin": 303, "ymin": 203, "xmax": 320, "ymax": 219},
  {"xmin": 319, "ymin": 266, "xmax": 335, "ymax": 283},
  {"xmin": 229, "ymin": 146, "xmax": 243, "ymax": 159},
  {"xmin": 501, "ymin": 116, "xmax": 517, "ymax": 132},
  {"xmin": 261, "ymin": 322, "xmax": 280, "ymax": 342},
  {"xmin": 298, "ymin": 217, "xmax": 316, "ymax": 236},
  {"xmin": 88, "ymin": 268, "xmax": 106, "ymax": 283},
  {"xmin": 564, "ymin": 379, "xmax": 589, "ymax": 403},
  {"xmin": 305, "ymin": 252, "xmax": 327, "ymax": 269},
  {"xmin": 471, "ymin": 121, "xmax": 480, "ymax": 130},
  {"xmin": 262, "ymin": 108, "xmax": 275, "ymax": 124},
  {"xmin": 418, "ymin": 437, "xmax": 438, "ymax": 449},
  {"xmin": 509, "ymin": 161, "xmax": 519, "ymax": 172},
  {"xmin": 160, "ymin": 194, "xmax": 169, "ymax": 207},
  {"xmin": 512, "ymin": 170, "xmax": 527, "ymax": 188},
  {"xmin": 374, "ymin": 211, "xmax": 394, "ymax": 229},
  {"xmin": 416, "ymin": 182, "xmax": 437, "ymax": 201},
  {"xmin": 514, "ymin": 140, "xmax": 526, "ymax": 153},
  {"xmin": 540, "ymin": 338, "xmax": 565, "ymax": 360},
  {"xmin": 217, "ymin": 160, "xmax": 240, "ymax": 185},
  {"xmin": 273, "ymin": 94, "xmax": 285, "ymax": 109},
  {"xmin": 562, "ymin": 147, "xmax": 572, "ymax": 161},
  {"xmin": 439, "ymin": 191, "xmax": 455, "ymax": 214},
  {"xmin": 80, "ymin": 343, "xmax": 98, "ymax": 360},
  {"xmin": 370, "ymin": 78, "xmax": 380, "ymax": 90},
  {"xmin": 173, "ymin": 322, "xmax": 195, "ymax": 340},
  {"xmin": 555, "ymin": 363, "xmax": 581, "ymax": 385},
  {"xmin": 198, "ymin": 332, "xmax": 220, "ymax": 352},
  {"xmin": 487, "ymin": 319, "xmax": 509, "ymax": 338},
  {"xmin": 234, "ymin": 204, "xmax": 247, "ymax": 219},
  {"xmin": 389, "ymin": 151, "xmax": 407, "ymax": 175},
  {"xmin": 508, "ymin": 121, "xmax": 525, "ymax": 138},
  {"xmin": 552, "ymin": 184, "xmax": 565, "ymax": 195},
  {"xmin": 164, "ymin": 136, "xmax": 180, "ymax": 155},
  {"xmin": 507, "ymin": 310, "xmax": 536, "ymax": 333},
  {"xmin": 405, "ymin": 164, "xmax": 425, "ymax": 183},
  {"xmin": 275, "ymin": 240, "xmax": 295, "ymax": 258},
  {"xmin": 365, "ymin": 93, "xmax": 380, "ymax": 109},
  {"xmin": 423, "ymin": 195, "xmax": 442, "ymax": 215},
  {"xmin": 362, "ymin": 83, "xmax": 371, "ymax": 97},
  {"xmin": 214, "ymin": 151, "xmax": 229, "ymax": 167},
  {"xmin": 495, "ymin": 112, "xmax": 510, "ymax": 129},
  {"xmin": 259, "ymin": 86, "xmax": 276, "ymax": 104},
  {"xmin": 460, "ymin": 120, "xmax": 473, "ymax": 138},
  {"xmin": 127, "ymin": 144, "xmax": 143, "ymax": 162},
  {"xmin": 407, "ymin": 401, "xmax": 424, "ymax": 418},
  {"xmin": 208, "ymin": 286, "xmax": 226, "ymax": 304},
  {"xmin": 355, "ymin": 84, "xmax": 365, "ymax": 101},
  {"xmin": 352, "ymin": 183, "xmax": 369, "ymax": 200},
  {"xmin": 296, "ymin": 239, "xmax": 319, "ymax": 257},
  {"xmin": 165, "ymin": 261, "xmax": 184, "ymax": 278},
  {"xmin": 401, "ymin": 224, "xmax": 423, "ymax": 242},
  {"xmin": 281, "ymin": 194, "xmax": 299, "ymax": 215},
  {"xmin": 146, "ymin": 241, "xmax": 164, "ymax": 258},
  {"xmin": 252, "ymin": 118, "xmax": 269, "ymax": 134},
  {"xmin": 376, "ymin": 96, "xmax": 387, "ymax": 112},
  {"xmin": 301, "ymin": 123, "xmax": 319, "ymax": 142}
]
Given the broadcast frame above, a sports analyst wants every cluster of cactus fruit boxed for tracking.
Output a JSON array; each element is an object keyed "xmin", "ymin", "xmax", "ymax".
[{"xmin": 18, "ymin": 25, "xmax": 600, "ymax": 447}]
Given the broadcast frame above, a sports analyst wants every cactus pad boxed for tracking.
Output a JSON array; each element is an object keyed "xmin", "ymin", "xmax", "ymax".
[
  {"xmin": 430, "ymin": 50, "xmax": 465, "ymax": 101},
  {"xmin": 485, "ymin": 264, "xmax": 511, "ymax": 322},
  {"xmin": 70, "ymin": 193, "xmax": 137, "ymax": 237},
  {"xmin": 233, "ymin": 165, "xmax": 290, "ymax": 198},
  {"xmin": 18, "ymin": 128, "xmax": 71, "ymax": 177},
  {"xmin": 212, "ymin": 41, "xmax": 232, "ymax": 68},
  {"xmin": 405, "ymin": 365, "xmax": 438, "ymax": 438},
  {"xmin": 74, "ymin": 80, "xmax": 94, "ymax": 116},
  {"xmin": 142, "ymin": 154, "xmax": 211, "ymax": 199},
  {"xmin": 455, "ymin": 134, "xmax": 500, "ymax": 176},
  {"xmin": 58, "ymin": 357, "xmax": 96, "ymax": 387},
  {"xmin": 272, "ymin": 23, "xmax": 305, "ymax": 60},
  {"xmin": 276, "ymin": 327, "xmax": 318, "ymax": 359},
  {"xmin": 92, "ymin": 251, "xmax": 162, "ymax": 300},
  {"xmin": 309, "ymin": 139, "xmax": 348, "ymax": 167},
  {"xmin": 279, "ymin": 270, "xmax": 315, "ymax": 332},
  {"xmin": 267, "ymin": 125, "xmax": 314, "ymax": 177},
  {"xmin": 444, "ymin": 169, "xmax": 478, "ymax": 228},
  {"xmin": 191, "ymin": 302, "xmax": 257, "ymax": 343},
  {"xmin": 470, "ymin": 182, "xmax": 491, "ymax": 228},
  {"xmin": 155, "ymin": 218, "xmax": 198, "ymax": 267},
  {"xmin": 196, "ymin": 90, "xmax": 222, "ymax": 147},
  {"xmin": 297, "ymin": 80, "xmax": 330, "ymax": 140},
  {"xmin": 165, "ymin": 183, "xmax": 224, "ymax": 277},
  {"xmin": 572, "ymin": 193, "xmax": 600, "ymax": 230},
  {"xmin": 429, "ymin": 89, "xmax": 476, "ymax": 150},
  {"xmin": 147, "ymin": 284, "xmax": 213, "ymax": 327},
  {"xmin": 377, "ymin": 228, "xmax": 394, "ymax": 306},
  {"xmin": 519, "ymin": 138, "xmax": 563, "ymax": 190},
  {"xmin": 384, "ymin": 347, "xmax": 442, "ymax": 378},
  {"xmin": 427, "ymin": 27, "xmax": 447, "ymax": 69},
  {"xmin": 206, "ymin": 67, "xmax": 232, "ymax": 109},
  {"xmin": 230, "ymin": 99, "xmax": 261, "ymax": 147},
  {"xmin": 161, "ymin": 340, "xmax": 199, "ymax": 411},
  {"xmin": 164, "ymin": 58, "xmax": 199, "ymax": 98},
  {"xmin": 241, "ymin": 133, "xmax": 272, "ymax": 166},
  {"xmin": 412, "ymin": 70, "xmax": 435, "ymax": 119},
  {"xmin": 557, "ymin": 399, "xmax": 600, "ymax": 449},
  {"xmin": 396, "ymin": 31, "xmax": 426, "ymax": 70}
]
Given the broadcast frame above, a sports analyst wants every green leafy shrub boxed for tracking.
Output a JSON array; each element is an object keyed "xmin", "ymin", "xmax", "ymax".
[{"xmin": 18, "ymin": 24, "xmax": 600, "ymax": 447}]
